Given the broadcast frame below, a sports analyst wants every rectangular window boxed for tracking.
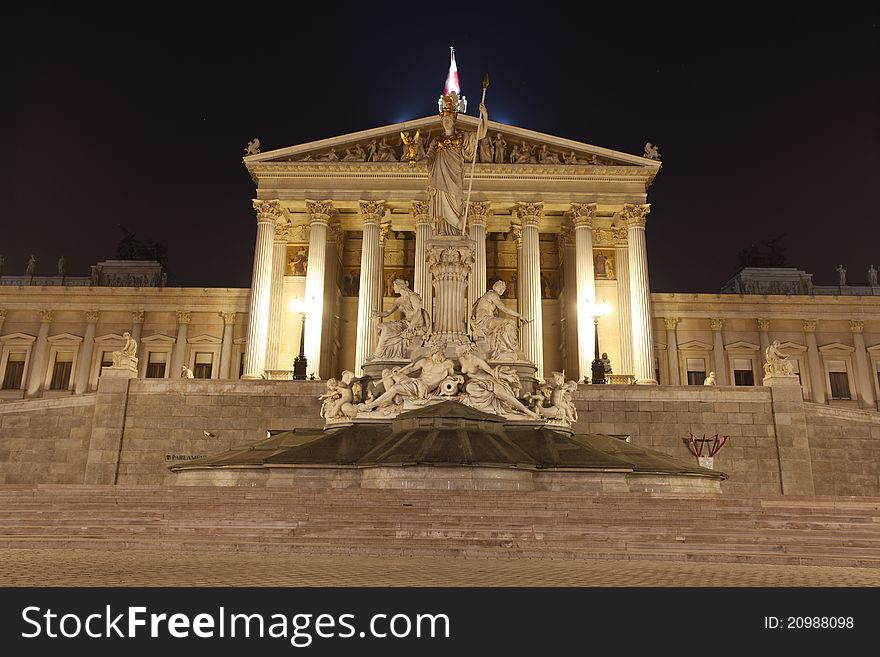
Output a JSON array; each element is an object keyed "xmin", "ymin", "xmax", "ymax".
[
  {"xmin": 733, "ymin": 357, "xmax": 755, "ymax": 386},
  {"xmin": 686, "ymin": 357, "xmax": 706, "ymax": 386},
  {"xmin": 2, "ymin": 352, "xmax": 26, "ymax": 390},
  {"xmin": 827, "ymin": 360, "xmax": 850, "ymax": 400},
  {"xmin": 791, "ymin": 358, "xmax": 802, "ymax": 385},
  {"xmin": 50, "ymin": 351, "xmax": 74, "ymax": 390},
  {"xmin": 146, "ymin": 351, "xmax": 167, "ymax": 379},
  {"xmin": 100, "ymin": 351, "xmax": 114, "ymax": 375},
  {"xmin": 193, "ymin": 352, "xmax": 213, "ymax": 379}
]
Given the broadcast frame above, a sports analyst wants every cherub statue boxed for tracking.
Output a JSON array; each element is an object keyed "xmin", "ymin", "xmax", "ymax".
[
  {"xmin": 529, "ymin": 371, "xmax": 578, "ymax": 424},
  {"xmin": 244, "ymin": 138, "xmax": 261, "ymax": 155},
  {"xmin": 319, "ymin": 370, "xmax": 361, "ymax": 420},
  {"xmin": 643, "ymin": 142, "xmax": 661, "ymax": 160},
  {"xmin": 703, "ymin": 371, "xmax": 716, "ymax": 386}
]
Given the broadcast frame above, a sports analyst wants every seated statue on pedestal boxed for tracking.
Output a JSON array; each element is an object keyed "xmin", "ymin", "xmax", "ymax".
[
  {"xmin": 111, "ymin": 331, "xmax": 138, "ymax": 368},
  {"xmin": 470, "ymin": 280, "xmax": 528, "ymax": 359},
  {"xmin": 458, "ymin": 345, "xmax": 539, "ymax": 419},
  {"xmin": 764, "ymin": 340, "xmax": 795, "ymax": 376},
  {"xmin": 372, "ymin": 279, "xmax": 431, "ymax": 360},
  {"xmin": 358, "ymin": 346, "xmax": 456, "ymax": 413}
]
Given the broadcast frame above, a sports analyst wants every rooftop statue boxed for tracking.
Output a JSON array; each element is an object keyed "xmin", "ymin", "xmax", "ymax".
[
  {"xmin": 643, "ymin": 142, "xmax": 661, "ymax": 160},
  {"xmin": 244, "ymin": 138, "xmax": 261, "ymax": 155}
]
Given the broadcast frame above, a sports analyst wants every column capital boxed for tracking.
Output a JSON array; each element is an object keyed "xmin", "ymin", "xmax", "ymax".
[
  {"xmin": 252, "ymin": 199, "xmax": 284, "ymax": 224},
  {"xmin": 757, "ymin": 318, "xmax": 771, "ymax": 331},
  {"xmin": 569, "ymin": 202, "xmax": 597, "ymax": 228},
  {"xmin": 359, "ymin": 199, "xmax": 388, "ymax": 225},
  {"xmin": 509, "ymin": 222, "xmax": 523, "ymax": 248},
  {"xmin": 664, "ymin": 317, "xmax": 679, "ymax": 330},
  {"xmin": 803, "ymin": 319, "xmax": 817, "ymax": 332},
  {"xmin": 514, "ymin": 201, "xmax": 543, "ymax": 226},
  {"xmin": 220, "ymin": 311, "xmax": 236, "ymax": 325},
  {"xmin": 412, "ymin": 200, "xmax": 431, "ymax": 224},
  {"xmin": 305, "ymin": 199, "xmax": 334, "ymax": 225},
  {"xmin": 378, "ymin": 220, "xmax": 393, "ymax": 246},
  {"xmin": 622, "ymin": 203, "xmax": 651, "ymax": 229},
  {"xmin": 467, "ymin": 201, "xmax": 492, "ymax": 226},
  {"xmin": 131, "ymin": 310, "xmax": 145, "ymax": 324},
  {"xmin": 38, "ymin": 309, "xmax": 53, "ymax": 323},
  {"xmin": 176, "ymin": 310, "xmax": 192, "ymax": 325},
  {"xmin": 85, "ymin": 310, "xmax": 100, "ymax": 323},
  {"xmin": 850, "ymin": 319, "xmax": 865, "ymax": 333},
  {"xmin": 709, "ymin": 318, "xmax": 724, "ymax": 331}
]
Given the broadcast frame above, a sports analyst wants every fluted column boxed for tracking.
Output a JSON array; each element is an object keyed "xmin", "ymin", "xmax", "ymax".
[
  {"xmin": 412, "ymin": 201, "xmax": 433, "ymax": 317},
  {"xmin": 321, "ymin": 220, "xmax": 343, "ymax": 377},
  {"xmin": 243, "ymin": 199, "xmax": 282, "ymax": 378},
  {"xmin": 804, "ymin": 320, "xmax": 826, "ymax": 404},
  {"xmin": 0, "ymin": 309, "xmax": 6, "ymax": 335},
  {"xmin": 467, "ymin": 201, "xmax": 490, "ymax": 306},
  {"xmin": 304, "ymin": 200, "xmax": 333, "ymax": 379},
  {"xmin": 665, "ymin": 318, "xmax": 680, "ymax": 385},
  {"xmin": 615, "ymin": 241, "xmax": 634, "ymax": 376},
  {"xmin": 355, "ymin": 200, "xmax": 387, "ymax": 375},
  {"xmin": 74, "ymin": 310, "xmax": 99, "ymax": 394},
  {"xmin": 219, "ymin": 312, "xmax": 236, "ymax": 379},
  {"xmin": 623, "ymin": 204, "xmax": 656, "ymax": 384},
  {"xmin": 171, "ymin": 311, "xmax": 191, "ymax": 375},
  {"xmin": 132, "ymin": 311, "xmax": 146, "ymax": 378},
  {"xmin": 377, "ymin": 220, "xmax": 392, "ymax": 308},
  {"xmin": 571, "ymin": 203, "xmax": 596, "ymax": 382},
  {"xmin": 710, "ymin": 318, "xmax": 728, "ymax": 385},
  {"xmin": 26, "ymin": 310, "xmax": 52, "ymax": 396},
  {"xmin": 757, "ymin": 318, "xmax": 771, "ymax": 372},
  {"xmin": 851, "ymin": 320, "xmax": 876, "ymax": 409},
  {"xmin": 510, "ymin": 222, "xmax": 523, "ymax": 314},
  {"xmin": 559, "ymin": 228, "xmax": 579, "ymax": 375},
  {"xmin": 265, "ymin": 227, "xmax": 288, "ymax": 371},
  {"xmin": 515, "ymin": 202, "xmax": 544, "ymax": 378}
]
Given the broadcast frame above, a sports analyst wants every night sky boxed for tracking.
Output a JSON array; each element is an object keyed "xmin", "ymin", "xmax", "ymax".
[{"xmin": 6, "ymin": 5, "xmax": 878, "ymax": 292}]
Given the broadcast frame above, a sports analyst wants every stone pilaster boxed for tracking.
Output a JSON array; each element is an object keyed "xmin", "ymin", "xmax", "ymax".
[
  {"xmin": 571, "ymin": 203, "xmax": 596, "ymax": 383},
  {"xmin": 132, "ymin": 311, "xmax": 146, "ymax": 378},
  {"xmin": 623, "ymin": 203, "xmax": 656, "ymax": 384},
  {"xmin": 467, "ymin": 201, "xmax": 490, "ymax": 307},
  {"xmin": 171, "ymin": 311, "xmax": 191, "ymax": 376},
  {"xmin": 0, "ymin": 308, "xmax": 6, "ymax": 334},
  {"xmin": 558, "ymin": 227, "xmax": 580, "ymax": 376},
  {"xmin": 510, "ymin": 221, "xmax": 523, "ymax": 314},
  {"xmin": 664, "ymin": 318, "xmax": 680, "ymax": 385},
  {"xmin": 26, "ymin": 309, "xmax": 52, "ymax": 396},
  {"xmin": 265, "ymin": 222, "xmax": 289, "ymax": 370},
  {"xmin": 709, "ymin": 318, "xmax": 728, "ymax": 385},
  {"xmin": 757, "ymin": 318, "xmax": 771, "ymax": 371},
  {"xmin": 304, "ymin": 199, "xmax": 333, "ymax": 379},
  {"xmin": 243, "ymin": 199, "xmax": 282, "ymax": 378},
  {"xmin": 615, "ymin": 241, "xmax": 634, "ymax": 377},
  {"xmin": 515, "ymin": 201, "xmax": 544, "ymax": 378},
  {"xmin": 355, "ymin": 200, "xmax": 387, "ymax": 375},
  {"xmin": 803, "ymin": 319, "xmax": 825, "ymax": 404},
  {"xmin": 219, "ymin": 312, "xmax": 236, "ymax": 379},
  {"xmin": 412, "ymin": 201, "xmax": 433, "ymax": 317},
  {"xmin": 377, "ymin": 219, "xmax": 392, "ymax": 309},
  {"xmin": 850, "ymin": 319, "xmax": 876, "ymax": 409},
  {"xmin": 764, "ymin": 373, "xmax": 815, "ymax": 495},
  {"xmin": 74, "ymin": 310, "xmax": 99, "ymax": 394}
]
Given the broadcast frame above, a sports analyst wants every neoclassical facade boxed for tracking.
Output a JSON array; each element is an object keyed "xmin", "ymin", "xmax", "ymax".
[{"xmin": 1, "ymin": 116, "xmax": 878, "ymax": 413}]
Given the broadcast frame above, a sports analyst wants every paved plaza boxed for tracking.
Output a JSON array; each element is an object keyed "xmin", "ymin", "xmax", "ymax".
[{"xmin": 0, "ymin": 549, "xmax": 877, "ymax": 587}]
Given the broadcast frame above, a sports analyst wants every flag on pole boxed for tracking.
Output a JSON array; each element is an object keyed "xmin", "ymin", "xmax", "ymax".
[{"xmin": 444, "ymin": 46, "xmax": 460, "ymax": 96}]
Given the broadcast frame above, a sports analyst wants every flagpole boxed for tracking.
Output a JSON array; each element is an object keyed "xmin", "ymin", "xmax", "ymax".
[{"xmin": 462, "ymin": 73, "xmax": 489, "ymax": 236}]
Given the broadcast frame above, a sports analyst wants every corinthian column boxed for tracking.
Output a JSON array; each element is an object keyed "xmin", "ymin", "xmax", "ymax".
[
  {"xmin": 623, "ymin": 203, "xmax": 656, "ymax": 384},
  {"xmin": 219, "ymin": 312, "xmax": 236, "ymax": 379},
  {"xmin": 851, "ymin": 320, "xmax": 876, "ymax": 409},
  {"xmin": 171, "ymin": 311, "xmax": 191, "ymax": 375},
  {"xmin": 570, "ymin": 202, "xmax": 596, "ymax": 382},
  {"xmin": 265, "ymin": 219, "xmax": 290, "ymax": 371},
  {"xmin": 304, "ymin": 200, "xmax": 333, "ymax": 379},
  {"xmin": 412, "ymin": 201, "xmax": 433, "ymax": 316},
  {"xmin": 803, "ymin": 320, "xmax": 825, "ymax": 404},
  {"xmin": 467, "ymin": 201, "xmax": 491, "ymax": 306},
  {"xmin": 710, "ymin": 318, "xmax": 728, "ymax": 385},
  {"xmin": 355, "ymin": 200, "xmax": 387, "ymax": 375},
  {"xmin": 74, "ymin": 310, "xmax": 99, "ymax": 394},
  {"xmin": 26, "ymin": 310, "xmax": 52, "ymax": 396},
  {"xmin": 132, "ymin": 311, "xmax": 146, "ymax": 378},
  {"xmin": 243, "ymin": 199, "xmax": 282, "ymax": 379},
  {"xmin": 757, "ymin": 318, "xmax": 771, "ymax": 371},
  {"xmin": 665, "ymin": 318, "xmax": 680, "ymax": 385},
  {"xmin": 515, "ymin": 202, "xmax": 544, "ymax": 378},
  {"xmin": 615, "ymin": 238, "xmax": 634, "ymax": 377}
]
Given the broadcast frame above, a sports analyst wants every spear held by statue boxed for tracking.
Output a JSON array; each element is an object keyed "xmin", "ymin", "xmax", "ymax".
[{"xmin": 462, "ymin": 73, "xmax": 489, "ymax": 235}]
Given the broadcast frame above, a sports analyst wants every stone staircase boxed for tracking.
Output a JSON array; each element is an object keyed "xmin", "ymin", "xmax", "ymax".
[{"xmin": 0, "ymin": 485, "xmax": 878, "ymax": 567}]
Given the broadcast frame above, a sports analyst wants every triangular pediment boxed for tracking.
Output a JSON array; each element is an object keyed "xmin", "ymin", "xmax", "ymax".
[
  {"xmin": 678, "ymin": 340, "xmax": 714, "ymax": 351},
  {"xmin": 244, "ymin": 115, "xmax": 659, "ymax": 169}
]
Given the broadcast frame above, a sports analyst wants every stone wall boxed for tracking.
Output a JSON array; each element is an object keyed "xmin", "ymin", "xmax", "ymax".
[
  {"xmin": 573, "ymin": 385, "xmax": 780, "ymax": 496},
  {"xmin": 0, "ymin": 395, "xmax": 95, "ymax": 483},
  {"xmin": 806, "ymin": 404, "xmax": 880, "ymax": 496}
]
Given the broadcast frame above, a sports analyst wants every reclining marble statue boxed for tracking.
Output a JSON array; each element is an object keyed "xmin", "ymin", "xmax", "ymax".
[
  {"xmin": 358, "ymin": 346, "xmax": 457, "ymax": 413},
  {"xmin": 470, "ymin": 280, "xmax": 529, "ymax": 359},
  {"xmin": 457, "ymin": 344, "xmax": 539, "ymax": 419},
  {"xmin": 372, "ymin": 279, "xmax": 431, "ymax": 360}
]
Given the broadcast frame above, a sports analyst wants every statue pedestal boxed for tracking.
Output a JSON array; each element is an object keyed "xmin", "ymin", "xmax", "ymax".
[
  {"xmin": 427, "ymin": 235, "xmax": 474, "ymax": 345},
  {"xmin": 105, "ymin": 359, "xmax": 138, "ymax": 379},
  {"xmin": 361, "ymin": 359, "xmax": 409, "ymax": 381}
]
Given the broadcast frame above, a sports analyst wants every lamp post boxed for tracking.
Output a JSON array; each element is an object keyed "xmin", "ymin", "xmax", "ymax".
[
  {"xmin": 586, "ymin": 299, "xmax": 611, "ymax": 384},
  {"xmin": 290, "ymin": 297, "xmax": 309, "ymax": 380}
]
